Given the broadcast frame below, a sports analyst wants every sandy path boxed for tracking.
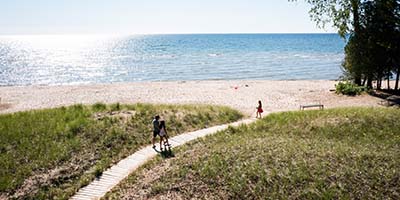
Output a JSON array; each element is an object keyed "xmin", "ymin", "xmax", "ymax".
[{"xmin": 0, "ymin": 80, "xmax": 383, "ymax": 116}]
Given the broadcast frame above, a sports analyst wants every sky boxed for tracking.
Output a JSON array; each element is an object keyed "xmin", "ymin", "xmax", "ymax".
[{"xmin": 0, "ymin": 0, "xmax": 335, "ymax": 35}]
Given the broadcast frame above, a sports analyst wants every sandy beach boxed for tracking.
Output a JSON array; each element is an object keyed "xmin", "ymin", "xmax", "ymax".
[{"xmin": 0, "ymin": 80, "xmax": 386, "ymax": 116}]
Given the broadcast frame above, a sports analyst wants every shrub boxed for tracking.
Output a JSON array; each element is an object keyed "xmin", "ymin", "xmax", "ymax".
[
  {"xmin": 335, "ymin": 81, "xmax": 367, "ymax": 96},
  {"xmin": 94, "ymin": 165, "xmax": 104, "ymax": 178}
]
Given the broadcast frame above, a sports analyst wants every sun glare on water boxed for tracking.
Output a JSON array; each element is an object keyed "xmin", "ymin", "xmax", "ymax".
[{"xmin": 0, "ymin": 35, "xmax": 132, "ymax": 85}]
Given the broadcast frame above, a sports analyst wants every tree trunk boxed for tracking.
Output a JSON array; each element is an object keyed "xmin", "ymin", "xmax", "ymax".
[
  {"xmin": 395, "ymin": 67, "xmax": 400, "ymax": 90},
  {"xmin": 351, "ymin": 0, "xmax": 362, "ymax": 86},
  {"xmin": 355, "ymin": 76, "xmax": 362, "ymax": 86},
  {"xmin": 377, "ymin": 77, "xmax": 382, "ymax": 90},
  {"xmin": 376, "ymin": 78, "xmax": 381, "ymax": 90},
  {"xmin": 367, "ymin": 77, "xmax": 373, "ymax": 89},
  {"xmin": 351, "ymin": 0, "xmax": 361, "ymax": 34},
  {"xmin": 387, "ymin": 74, "xmax": 391, "ymax": 90},
  {"xmin": 362, "ymin": 77, "xmax": 367, "ymax": 86}
]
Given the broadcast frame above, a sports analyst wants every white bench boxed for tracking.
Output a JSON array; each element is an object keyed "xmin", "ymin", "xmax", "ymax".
[{"xmin": 300, "ymin": 104, "xmax": 324, "ymax": 110}]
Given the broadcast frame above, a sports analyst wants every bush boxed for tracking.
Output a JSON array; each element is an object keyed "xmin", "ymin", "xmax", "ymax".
[{"xmin": 335, "ymin": 81, "xmax": 367, "ymax": 96}]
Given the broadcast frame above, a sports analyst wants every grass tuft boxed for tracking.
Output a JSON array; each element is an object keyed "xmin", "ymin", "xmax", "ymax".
[{"xmin": 92, "ymin": 102, "xmax": 107, "ymax": 111}]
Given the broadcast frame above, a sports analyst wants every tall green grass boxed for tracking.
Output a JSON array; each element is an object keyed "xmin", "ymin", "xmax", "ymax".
[
  {"xmin": 0, "ymin": 103, "xmax": 242, "ymax": 199},
  {"xmin": 106, "ymin": 107, "xmax": 400, "ymax": 199}
]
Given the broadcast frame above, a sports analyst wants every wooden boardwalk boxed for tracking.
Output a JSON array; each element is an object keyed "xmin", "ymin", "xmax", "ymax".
[{"xmin": 70, "ymin": 118, "xmax": 256, "ymax": 200}]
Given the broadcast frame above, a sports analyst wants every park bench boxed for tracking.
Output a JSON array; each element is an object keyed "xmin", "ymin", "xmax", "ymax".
[{"xmin": 300, "ymin": 104, "xmax": 324, "ymax": 110}]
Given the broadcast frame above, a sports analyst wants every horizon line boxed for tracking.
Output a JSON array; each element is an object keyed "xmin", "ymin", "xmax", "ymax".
[{"xmin": 0, "ymin": 32, "xmax": 338, "ymax": 37}]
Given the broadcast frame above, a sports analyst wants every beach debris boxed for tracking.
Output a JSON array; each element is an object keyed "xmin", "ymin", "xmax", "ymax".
[
  {"xmin": 230, "ymin": 85, "xmax": 239, "ymax": 90},
  {"xmin": 0, "ymin": 98, "xmax": 12, "ymax": 111},
  {"xmin": 245, "ymin": 84, "xmax": 249, "ymax": 87}
]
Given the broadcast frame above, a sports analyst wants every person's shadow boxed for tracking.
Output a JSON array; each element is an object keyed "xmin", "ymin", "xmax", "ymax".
[{"xmin": 153, "ymin": 146, "xmax": 175, "ymax": 158}]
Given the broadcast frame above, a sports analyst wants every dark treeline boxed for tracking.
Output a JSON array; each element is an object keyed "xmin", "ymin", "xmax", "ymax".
[
  {"xmin": 291, "ymin": 0, "xmax": 400, "ymax": 90},
  {"xmin": 343, "ymin": 0, "xmax": 400, "ymax": 90}
]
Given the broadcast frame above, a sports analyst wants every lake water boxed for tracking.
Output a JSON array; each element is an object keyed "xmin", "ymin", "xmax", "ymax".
[{"xmin": 0, "ymin": 34, "xmax": 346, "ymax": 86}]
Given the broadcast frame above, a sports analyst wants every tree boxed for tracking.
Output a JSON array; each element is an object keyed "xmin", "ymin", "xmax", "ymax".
[
  {"xmin": 291, "ymin": 0, "xmax": 400, "ymax": 90},
  {"xmin": 289, "ymin": 0, "xmax": 361, "ymax": 36},
  {"xmin": 290, "ymin": 0, "xmax": 364, "ymax": 85},
  {"xmin": 359, "ymin": 0, "xmax": 400, "ymax": 89}
]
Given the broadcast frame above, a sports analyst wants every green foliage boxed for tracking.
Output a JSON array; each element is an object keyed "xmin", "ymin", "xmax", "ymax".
[
  {"xmin": 292, "ymin": 0, "xmax": 400, "ymax": 89},
  {"xmin": 109, "ymin": 107, "xmax": 400, "ymax": 199},
  {"xmin": 0, "ymin": 104, "xmax": 242, "ymax": 199},
  {"xmin": 289, "ymin": 0, "xmax": 400, "ymax": 89},
  {"xmin": 342, "ymin": 0, "xmax": 399, "ymax": 88},
  {"xmin": 92, "ymin": 102, "xmax": 107, "ymax": 111},
  {"xmin": 290, "ymin": 0, "xmax": 355, "ymax": 37},
  {"xmin": 110, "ymin": 102, "xmax": 121, "ymax": 111},
  {"xmin": 94, "ymin": 166, "xmax": 104, "ymax": 178},
  {"xmin": 335, "ymin": 81, "xmax": 367, "ymax": 95}
]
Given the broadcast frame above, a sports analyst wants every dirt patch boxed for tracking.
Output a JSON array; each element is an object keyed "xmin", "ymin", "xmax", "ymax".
[
  {"xmin": 161, "ymin": 110, "xmax": 187, "ymax": 120},
  {"xmin": 10, "ymin": 148, "xmax": 99, "ymax": 199},
  {"xmin": 310, "ymin": 117, "xmax": 351, "ymax": 128},
  {"xmin": 0, "ymin": 194, "xmax": 8, "ymax": 200},
  {"xmin": 94, "ymin": 110, "xmax": 137, "ymax": 123}
]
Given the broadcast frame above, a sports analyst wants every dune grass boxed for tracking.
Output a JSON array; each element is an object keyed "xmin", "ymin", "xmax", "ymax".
[
  {"xmin": 106, "ymin": 107, "xmax": 400, "ymax": 199},
  {"xmin": 0, "ymin": 103, "xmax": 243, "ymax": 199}
]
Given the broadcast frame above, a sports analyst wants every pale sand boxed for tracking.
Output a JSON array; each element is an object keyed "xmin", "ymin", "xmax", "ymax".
[{"xmin": 0, "ymin": 80, "xmax": 384, "ymax": 116}]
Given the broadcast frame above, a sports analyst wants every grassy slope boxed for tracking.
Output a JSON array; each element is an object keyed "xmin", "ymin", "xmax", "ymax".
[
  {"xmin": 0, "ymin": 103, "xmax": 243, "ymax": 199},
  {"xmin": 106, "ymin": 107, "xmax": 400, "ymax": 199}
]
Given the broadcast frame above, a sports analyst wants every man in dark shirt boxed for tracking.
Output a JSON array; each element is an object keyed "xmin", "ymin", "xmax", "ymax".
[{"xmin": 152, "ymin": 115, "xmax": 160, "ymax": 148}]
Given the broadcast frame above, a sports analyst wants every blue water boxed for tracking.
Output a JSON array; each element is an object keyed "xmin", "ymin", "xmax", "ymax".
[{"xmin": 0, "ymin": 34, "xmax": 345, "ymax": 86}]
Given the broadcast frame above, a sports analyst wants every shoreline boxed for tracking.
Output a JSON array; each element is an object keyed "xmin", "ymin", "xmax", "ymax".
[
  {"xmin": 0, "ymin": 78, "xmax": 342, "ymax": 88},
  {"xmin": 0, "ymin": 80, "xmax": 385, "ymax": 116}
]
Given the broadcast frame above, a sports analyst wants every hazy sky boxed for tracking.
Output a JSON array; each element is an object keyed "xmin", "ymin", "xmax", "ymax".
[{"xmin": 0, "ymin": 0, "xmax": 335, "ymax": 35}]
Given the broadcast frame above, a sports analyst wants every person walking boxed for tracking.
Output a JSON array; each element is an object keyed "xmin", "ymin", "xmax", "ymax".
[
  {"xmin": 152, "ymin": 115, "xmax": 160, "ymax": 149},
  {"xmin": 158, "ymin": 120, "xmax": 170, "ymax": 150},
  {"xmin": 256, "ymin": 100, "xmax": 263, "ymax": 118}
]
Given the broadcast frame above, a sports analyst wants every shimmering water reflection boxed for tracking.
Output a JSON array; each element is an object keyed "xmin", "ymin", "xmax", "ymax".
[{"xmin": 0, "ymin": 34, "xmax": 345, "ymax": 86}]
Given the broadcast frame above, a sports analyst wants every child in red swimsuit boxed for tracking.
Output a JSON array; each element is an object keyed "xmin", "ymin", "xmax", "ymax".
[{"xmin": 256, "ymin": 100, "xmax": 263, "ymax": 118}]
